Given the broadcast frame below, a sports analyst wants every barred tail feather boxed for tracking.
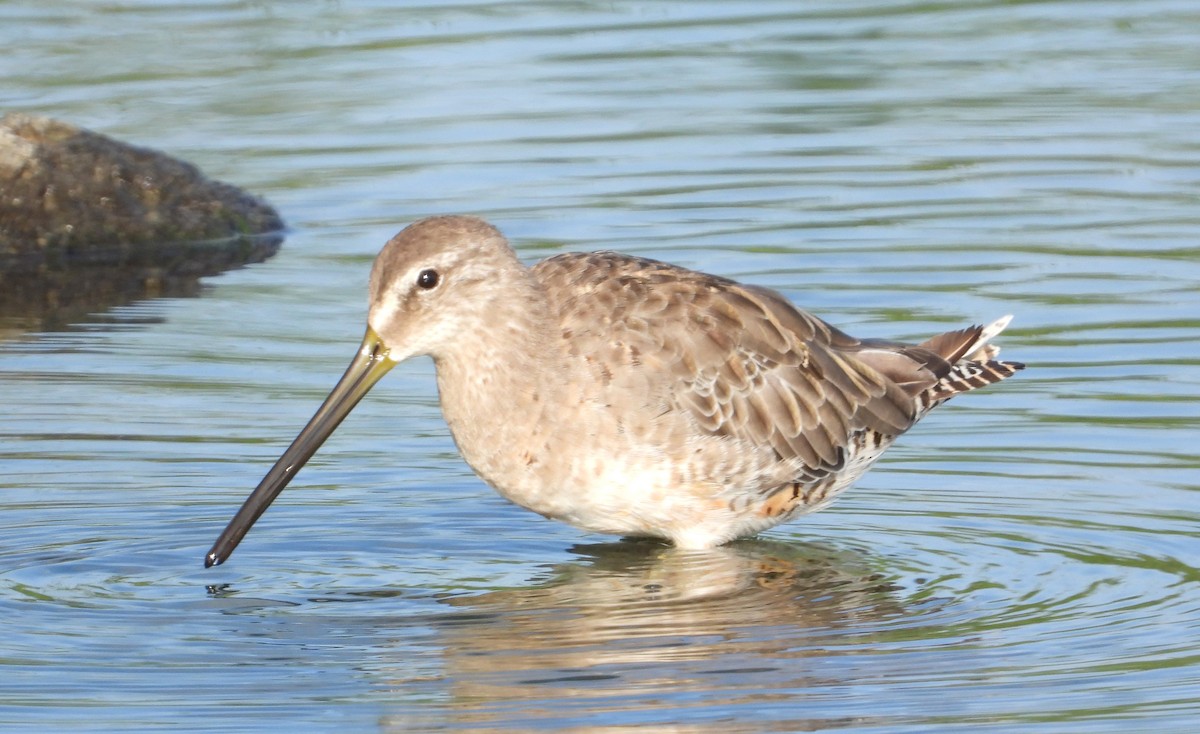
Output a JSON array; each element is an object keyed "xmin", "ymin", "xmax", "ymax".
[
  {"xmin": 918, "ymin": 315, "xmax": 1023, "ymax": 411},
  {"xmin": 921, "ymin": 359, "xmax": 1025, "ymax": 411}
]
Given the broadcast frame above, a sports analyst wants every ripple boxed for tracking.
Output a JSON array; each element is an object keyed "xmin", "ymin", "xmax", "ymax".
[{"xmin": 3, "ymin": 0, "xmax": 1200, "ymax": 730}]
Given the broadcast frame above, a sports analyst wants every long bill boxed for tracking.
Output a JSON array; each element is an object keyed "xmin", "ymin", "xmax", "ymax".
[{"xmin": 204, "ymin": 326, "xmax": 397, "ymax": 567}]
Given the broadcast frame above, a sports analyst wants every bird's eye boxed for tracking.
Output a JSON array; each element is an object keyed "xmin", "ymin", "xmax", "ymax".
[{"xmin": 416, "ymin": 269, "xmax": 440, "ymax": 290}]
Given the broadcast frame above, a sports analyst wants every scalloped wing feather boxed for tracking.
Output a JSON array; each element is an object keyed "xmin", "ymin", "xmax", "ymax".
[{"xmin": 532, "ymin": 252, "xmax": 930, "ymax": 481}]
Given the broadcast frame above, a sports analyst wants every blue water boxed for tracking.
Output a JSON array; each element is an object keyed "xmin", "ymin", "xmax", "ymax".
[{"xmin": 2, "ymin": 1, "xmax": 1198, "ymax": 731}]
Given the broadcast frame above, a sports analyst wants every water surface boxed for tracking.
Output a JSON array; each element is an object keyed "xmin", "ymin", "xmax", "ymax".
[{"xmin": 2, "ymin": 1, "xmax": 1198, "ymax": 731}]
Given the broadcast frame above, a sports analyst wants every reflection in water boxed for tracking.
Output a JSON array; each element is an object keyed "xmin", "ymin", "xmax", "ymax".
[
  {"xmin": 0, "ymin": 233, "xmax": 281, "ymax": 335},
  {"xmin": 379, "ymin": 540, "xmax": 904, "ymax": 731}
]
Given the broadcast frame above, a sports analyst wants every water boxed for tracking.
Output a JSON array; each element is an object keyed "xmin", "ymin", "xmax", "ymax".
[{"xmin": 2, "ymin": 1, "xmax": 1198, "ymax": 731}]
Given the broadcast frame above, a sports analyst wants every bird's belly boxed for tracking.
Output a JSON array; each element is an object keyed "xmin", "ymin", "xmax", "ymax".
[
  {"xmin": 464, "ymin": 422, "xmax": 895, "ymax": 549},
  {"xmin": 478, "ymin": 449, "xmax": 738, "ymax": 542},
  {"xmin": 483, "ymin": 464, "xmax": 806, "ymax": 550}
]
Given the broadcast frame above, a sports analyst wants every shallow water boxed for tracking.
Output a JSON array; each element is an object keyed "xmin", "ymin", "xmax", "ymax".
[{"xmin": 2, "ymin": 1, "xmax": 1199, "ymax": 731}]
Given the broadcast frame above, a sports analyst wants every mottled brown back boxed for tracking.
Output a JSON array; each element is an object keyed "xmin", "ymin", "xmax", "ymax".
[{"xmin": 531, "ymin": 251, "xmax": 1014, "ymax": 484}]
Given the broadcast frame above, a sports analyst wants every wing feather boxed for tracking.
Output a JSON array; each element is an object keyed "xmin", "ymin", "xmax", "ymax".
[{"xmin": 533, "ymin": 251, "xmax": 924, "ymax": 479}]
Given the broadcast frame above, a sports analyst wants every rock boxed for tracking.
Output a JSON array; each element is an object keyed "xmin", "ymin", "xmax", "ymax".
[
  {"xmin": 0, "ymin": 113, "xmax": 283, "ymax": 258},
  {"xmin": 0, "ymin": 113, "xmax": 284, "ymax": 331}
]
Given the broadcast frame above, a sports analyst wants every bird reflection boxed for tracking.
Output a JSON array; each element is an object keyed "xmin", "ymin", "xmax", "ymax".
[{"xmin": 379, "ymin": 538, "xmax": 906, "ymax": 731}]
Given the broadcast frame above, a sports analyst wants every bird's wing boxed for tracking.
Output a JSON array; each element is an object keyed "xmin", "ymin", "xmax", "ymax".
[{"xmin": 533, "ymin": 251, "xmax": 928, "ymax": 478}]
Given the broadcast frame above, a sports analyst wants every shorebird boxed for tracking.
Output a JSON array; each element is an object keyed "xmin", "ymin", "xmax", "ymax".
[{"xmin": 205, "ymin": 216, "xmax": 1023, "ymax": 567}]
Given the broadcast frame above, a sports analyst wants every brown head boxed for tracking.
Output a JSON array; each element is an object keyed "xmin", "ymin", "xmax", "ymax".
[{"xmin": 367, "ymin": 215, "xmax": 524, "ymax": 363}]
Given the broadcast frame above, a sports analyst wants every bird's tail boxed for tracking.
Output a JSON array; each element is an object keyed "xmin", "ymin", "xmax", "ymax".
[{"xmin": 918, "ymin": 315, "xmax": 1024, "ymax": 409}]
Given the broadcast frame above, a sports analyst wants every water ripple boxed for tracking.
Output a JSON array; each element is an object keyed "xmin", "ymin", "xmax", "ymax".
[{"xmin": 3, "ymin": 0, "xmax": 1200, "ymax": 731}]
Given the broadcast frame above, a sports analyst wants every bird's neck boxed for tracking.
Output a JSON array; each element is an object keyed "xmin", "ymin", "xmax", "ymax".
[{"xmin": 431, "ymin": 273, "xmax": 571, "ymax": 499}]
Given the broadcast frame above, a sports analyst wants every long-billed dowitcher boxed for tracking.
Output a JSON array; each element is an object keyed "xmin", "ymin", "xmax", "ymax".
[{"xmin": 205, "ymin": 216, "xmax": 1023, "ymax": 566}]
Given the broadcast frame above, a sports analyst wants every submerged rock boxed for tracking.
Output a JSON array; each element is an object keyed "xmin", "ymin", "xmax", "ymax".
[{"xmin": 0, "ymin": 113, "xmax": 284, "ymax": 330}]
